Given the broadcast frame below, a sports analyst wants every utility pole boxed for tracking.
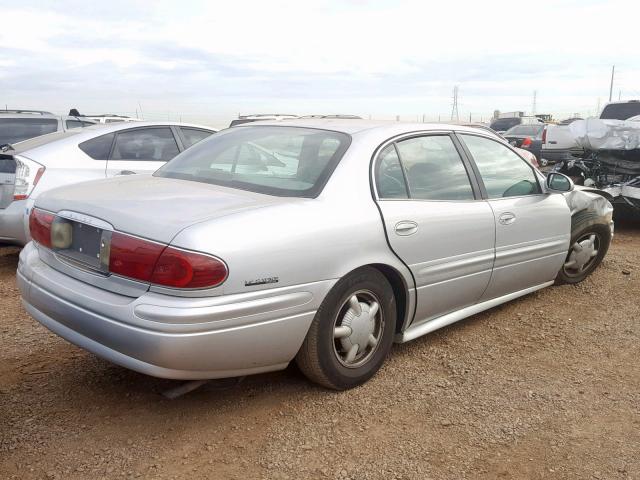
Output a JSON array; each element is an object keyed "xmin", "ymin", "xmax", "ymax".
[
  {"xmin": 609, "ymin": 65, "xmax": 615, "ymax": 102},
  {"xmin": 619, "ymin": 90, "xmax": 621, "ymax": 101},
  {"xmin": 451, "ymin": 86, "xmax": 459, "ymax": 122},
  {"xmin": 596, "ymin": 98, "xmax": 601, "ymax": 116},
  {"xmin": 532, "ymin": 90, "xmax": 537, "ymax": 115}
]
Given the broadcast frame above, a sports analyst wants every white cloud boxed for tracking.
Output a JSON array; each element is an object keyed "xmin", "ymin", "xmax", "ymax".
[{"xmin": 1, "ymin": 0, "xmax": 639, "ymax": 125}]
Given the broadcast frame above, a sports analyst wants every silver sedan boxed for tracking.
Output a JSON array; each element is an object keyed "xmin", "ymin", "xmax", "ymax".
[{"xmin": 18, "ymin": 120, "xmax": 613, "ymax": 389}]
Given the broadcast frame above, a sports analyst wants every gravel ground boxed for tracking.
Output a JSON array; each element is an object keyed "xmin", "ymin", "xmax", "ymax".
[{"xmin": 1, "ymin": 223, "xmax": 639, "ymax": 480}]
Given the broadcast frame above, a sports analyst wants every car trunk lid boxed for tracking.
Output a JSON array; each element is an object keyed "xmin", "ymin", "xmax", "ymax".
[
  {"xmin": 35, "ymin": 175, "xmax": 288, "ymax": 244},
  {"xmin": 33, "ymin": 175, "xmax": 294, "ymax": 295}
]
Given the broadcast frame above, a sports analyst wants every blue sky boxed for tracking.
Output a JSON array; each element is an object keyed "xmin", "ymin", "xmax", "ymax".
[{"xmin": 1, "ymin": 0, "xmax": 639, "ymax": 128}]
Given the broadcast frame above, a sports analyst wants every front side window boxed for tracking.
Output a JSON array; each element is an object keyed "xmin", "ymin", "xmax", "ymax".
[
  {"xmin": 155, "ymin": 126, "xmax": 351, "ymax": 197},
  {"xmin": 0, "ymin": 118, "xmax": 58, "ymax": 145},
  {"xmin": 180, "ymin": 127, "xmax": 214, "ymax": 148},
  {"xmin": 461, "ymin": 134, "xmax": 541, "ymax": 198},
  {"xmin": 79, "ymin": 133, "xmax": 115, "ymax": 160},
  {"xmin": 111, "ymin": 128, "xmax": 180, "ymax": 161},
  {"xmin": 395, "ymin": 135, "xmax": 474, "ymax": 201}
]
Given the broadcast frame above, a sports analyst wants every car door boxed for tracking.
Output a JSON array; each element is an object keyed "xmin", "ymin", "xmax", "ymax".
[
  {"xmin": 374, "ymin": 133, "xmax": 496, "ymax": 324},
  {"xmin": 458, "ymin": 133, "xmax": 570, "ymax": 300},
  {"xmin": 105, "ymin": 127, "xmax": 181, "ymax": 176}
]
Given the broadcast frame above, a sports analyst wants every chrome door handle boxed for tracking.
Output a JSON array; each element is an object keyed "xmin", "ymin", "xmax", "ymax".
[
  {"xmin": 116, "ymin": 170, "xmax": 137, "ymax": 176},
  {"xmin": 498, "ymin": 212, "xmax": 516, "ymax": 225},
  {"xmin": 394, "ymin": 221, "xmax": 418, "ymax": 236}
]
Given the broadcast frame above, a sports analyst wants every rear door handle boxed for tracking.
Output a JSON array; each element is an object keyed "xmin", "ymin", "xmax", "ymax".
[
  {"xmin": 498, "ymin": 212, "xmax": 516, "ymax": 225},
  {"xmin": 394, "ymin": 221, "xmax": 418, "ymax": 236},
  {"xmin": 116, "ymin": 170, "xmax": 137, "ymax": 176}
]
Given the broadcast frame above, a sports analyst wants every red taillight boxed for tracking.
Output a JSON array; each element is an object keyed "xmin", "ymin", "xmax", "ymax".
[
  {"xmin": 521, "ymin": 137, "xmax": 532, "ymax": 148},
  {"xmin": 151, "ymin": 247, "xmax": 228, "ymax": 289},
  {"xmin": 29, "ymin": 208, "xmax": 54, "ymax": 248},
  {"xmin": 109, "ymin": 232, "xmax": 165, "ymax": 282},
  {"xmin": 108, "ymin": 232, "xmax": 227, "ymax": 289},
  {"xmin": 541, "ymin": 126, "xmax": 547, "ymax": 145}
]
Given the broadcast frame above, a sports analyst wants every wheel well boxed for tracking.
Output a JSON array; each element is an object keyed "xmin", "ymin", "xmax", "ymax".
[{"xmin": 368, "ymin": 263, "xmax": 409, "ymax": 334}]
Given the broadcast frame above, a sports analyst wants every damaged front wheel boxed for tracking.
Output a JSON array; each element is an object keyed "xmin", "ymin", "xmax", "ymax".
[{"xmin": 556, "ymin": 213, "xmax": 611, "ymax": 285}]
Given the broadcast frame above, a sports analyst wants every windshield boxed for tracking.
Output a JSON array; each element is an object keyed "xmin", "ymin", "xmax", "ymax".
[
  {"xmin": 489, "ymin": 118, "xmax": 520, "ymax": 131},
  {"xmin": 505, "ymin": 125, "xmax": 544, "ymax": 136},
  {"xmin": 600, "ymin": 102, "xmax": 640, "ymax": 120},
  {"xmin": 0, "ymin": 117, "xmax": 58, "ymax": 145},
  {"xmin": 155, "ymin": 126, "xmax": 351, "ymax": 197}
]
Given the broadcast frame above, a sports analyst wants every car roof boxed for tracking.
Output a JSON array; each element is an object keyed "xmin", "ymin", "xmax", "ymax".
[{"xmin": 233, "ymin": 118, "xmax": 491, "ymax": 136}]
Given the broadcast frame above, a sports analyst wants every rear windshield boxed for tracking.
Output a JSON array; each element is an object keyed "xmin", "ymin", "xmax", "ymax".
[
  {"xmin": 489, "ymin": 118, "xmax": 521, "ymax": 131},
  {"xmin": 0, "ymin": 118, "xmax": 58, "ymax": 145},
  {"xmin": 505, "ymin": 125, "xmax": 544, "ymax": 136},
  {"xmin": 155, "ymin": 126, "xmax": 351, "ymax": 197},
  {"xmin": 600, "ymin": 102, "xmax": 640, "ymax": 120}
]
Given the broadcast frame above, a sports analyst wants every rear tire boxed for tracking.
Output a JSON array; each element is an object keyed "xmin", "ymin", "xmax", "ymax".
[
  {"xmin": 555, "ymin": 212, "xmax": 611, "ymax": 285},
  {"xmin": 295, "ymin": 267, "xmax": 396, "ymax": 390}
]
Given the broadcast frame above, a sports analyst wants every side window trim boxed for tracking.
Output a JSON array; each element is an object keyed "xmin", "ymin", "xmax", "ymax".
[
  {"xmin": 451, "ymin": 132, "xmax": 488, "ymax": 199},
  {"xmin": 455, "ymin": 132, "xmax": 543, "ymax": 200},
  {"xmin": 391, "ymin": 142, "xmax": 411, "ymax": 197},
  {"xmin": 170, "ymin": 125, "xmax": 186, "ymax": 151}
]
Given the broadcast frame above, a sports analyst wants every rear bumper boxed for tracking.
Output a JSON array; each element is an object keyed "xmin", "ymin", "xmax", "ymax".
[
  {"xmin": 18, "ymin": 242, "xmax": 335, "ymax": 380},
  {"xmin": 0, "ymin": 199, "xmax": 28, "ymax": 245}
]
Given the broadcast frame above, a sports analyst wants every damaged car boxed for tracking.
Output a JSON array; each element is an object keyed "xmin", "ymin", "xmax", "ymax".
[
  {"xmin": 18, "ymin": 120, "xmax": 613, "ymax": 390},
  {"xmin": 553, "ymin": 100, "xmax": 640, "ymax": 215}
]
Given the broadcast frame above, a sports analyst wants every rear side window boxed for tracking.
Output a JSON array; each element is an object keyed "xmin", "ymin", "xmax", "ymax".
[
  {"xmin": 461, "ymin": 134, "xmax": 541, "ymax": 198},
  {"xmin": 376, "ymin": 144, "xmax": 408, "ymax": 199},
  {"xmin": 0, "ymin": 118, "xmax": 58, "ymax": 145},
  {"xmin": 111, "ymin": 128, "xmax": 180, "ymax": 161},
  {"xmin": 79, "ymin": 133, "xmax": 115, "ymax": 160},
  {"xmin": 180, "ymin": 127, "xmax": 214, "ymax": 148},
  {"xmin": 395, "ymin": 135, "xmax": 474, "ymax": 201}
]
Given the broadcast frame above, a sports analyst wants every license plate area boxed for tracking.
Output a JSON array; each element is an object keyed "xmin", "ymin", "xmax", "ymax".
[{"xmin": 52, "ymin": 218, "xmax": 112, "ymax": 273}]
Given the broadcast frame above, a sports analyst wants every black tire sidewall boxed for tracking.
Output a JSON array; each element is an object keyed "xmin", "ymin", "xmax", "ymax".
[{"xmin": 314, "ymin": 268, "xmax": 396, "ymax": 389}]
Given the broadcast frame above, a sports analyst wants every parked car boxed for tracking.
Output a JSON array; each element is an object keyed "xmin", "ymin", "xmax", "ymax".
[
  {"xmin": 504, "ymin": 124, "xmax": 545, "ymax": 161},
  {"xmin": 0, "ymin": 121, "xmax": 216, "ymax": 245},
  {"xmin": 0, "ymin": 110, "xmax": 97, "ymax": 146},
  {"xmin": 85, "ymin": 115, "xmax": 140, "ymax": 124},
  {"xmin": 18, "ymin": 120, "xmax": 612, "ymax": 390},
  {"xmin": 229, "ymin": 114, "xmax": 299, "ymax": 127},
  {"xmin": 489, "ymin": 115, "xmax": 543, "ymax": 133}
]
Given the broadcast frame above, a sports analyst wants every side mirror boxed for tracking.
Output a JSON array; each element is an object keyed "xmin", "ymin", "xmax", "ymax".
[{"xmin": 546, "ymin": 172, "xmax": 574, "ymax": 193}]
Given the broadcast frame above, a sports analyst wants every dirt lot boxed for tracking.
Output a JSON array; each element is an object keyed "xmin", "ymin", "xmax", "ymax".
[{"xmin": 1, "ymin": 224, "xmax": 639, "ymax": 480}]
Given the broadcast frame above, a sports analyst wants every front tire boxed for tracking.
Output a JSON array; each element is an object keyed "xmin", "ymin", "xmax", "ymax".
[
  {"xmin": 556, "ymin": 212, "xmax": 611, "ymax": 285},
  {"xmin": 295, "ymin": 267, "xmax": 396, "ymax": 390}
]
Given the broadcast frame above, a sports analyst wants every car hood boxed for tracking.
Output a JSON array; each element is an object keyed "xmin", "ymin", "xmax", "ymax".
[{"xmin": 35, "ymin": 175, "xmax": 290, "ymax": 243}]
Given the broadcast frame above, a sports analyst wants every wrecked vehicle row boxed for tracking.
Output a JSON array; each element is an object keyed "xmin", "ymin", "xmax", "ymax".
[{"xmin": 554, "ymin": 114, "xmax": 640, "ymax": 213}]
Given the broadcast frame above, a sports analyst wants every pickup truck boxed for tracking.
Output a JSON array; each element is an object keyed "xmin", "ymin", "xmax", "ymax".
[{"xmin": 542, "ymin": 101, "xmax": 640, "ymax": 164}]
